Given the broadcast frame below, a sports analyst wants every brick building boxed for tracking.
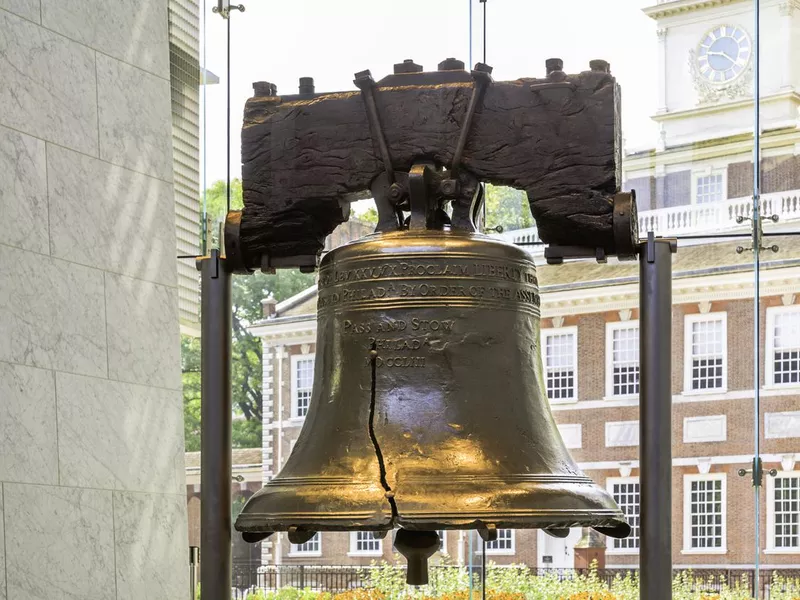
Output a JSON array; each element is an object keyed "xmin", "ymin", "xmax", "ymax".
[{"xmin": 247, "ymin": 0, "xmax": 800, "ymax": 573}]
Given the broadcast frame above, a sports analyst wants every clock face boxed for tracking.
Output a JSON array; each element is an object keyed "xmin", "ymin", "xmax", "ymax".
[{"xmin": 696, "ymin": 25, "xmax": 752, "ymax": 84}]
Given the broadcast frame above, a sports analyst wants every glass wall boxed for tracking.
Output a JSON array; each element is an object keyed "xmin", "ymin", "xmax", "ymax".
[{"xmin": 188, "ymin": 2, "xmax": 800, "ymax": 598}]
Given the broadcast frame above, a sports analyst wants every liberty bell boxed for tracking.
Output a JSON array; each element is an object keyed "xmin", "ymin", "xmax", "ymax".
[{"xmin": 232, "ymin": 61, "xmax": 635, "ymax": 584}]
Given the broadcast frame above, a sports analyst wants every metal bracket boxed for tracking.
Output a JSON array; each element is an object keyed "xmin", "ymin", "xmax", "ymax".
[
  {"xmin": 544, "ymin": 245, "xmax": 607, "ymax": 265},
  {"xmin": 738, "ymin": 457, "xmax": 777, "ymax": 487},
  {"xmin": 735, "ymin": 212, "xmax": 780, "ymax": 254},
  {"xmin": 354, "ymin": 70, "xmax": 396, "ymax": 187},
  {"xmin": 212, "ymin": 0, "xmax": 244, "ymax": 18}
]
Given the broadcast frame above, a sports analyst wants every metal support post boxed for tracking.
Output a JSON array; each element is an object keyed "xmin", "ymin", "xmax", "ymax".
[
  {"xmin": 638, "ymin": 233, "xmax": 677, "ymax": 600},
  {"xmin": 189, "ymin": 546, "xmax": 199, "ymax": 599},
  {"xmin": 198, "ymin": 249, "xmax": 233, "ymax": 600}
]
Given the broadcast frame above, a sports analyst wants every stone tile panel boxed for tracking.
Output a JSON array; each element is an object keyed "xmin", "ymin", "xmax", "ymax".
[
  {"xmin": 113, "ymin": 491, "xmax": 188, "ymax": 600},
  {"xmin": 41, "ymin": 0, "xmax": 169, "ymax": 79},
  {"xmin": 0, "ymin": 363, "xmax": 57, "ymax": 485},
  {"xmin": 3, "ymin": 483, "xmax": 115, "ymax": 600},
  {"xmin": 0, "ymin": 11, "xmax": 97, "ymax": 155},
  {"xmin": 0, "ymin": 126, "xmax": 48, "ymax": 255},
  {"xmin": 0, "ymin": 245, "xmax": 107, "ymax": 377},
  {"xmin": 96, "ymin": 53, "xmax": 173, "ymax": 181},
  {"xmin": 47, "ymin": 144, "xmax": 178, "ymax": 287},
  {"xmin": 56, "ymin": 373, "xmax": 184, "ymax": 494},
  {"xmin": 104, "ymin": 273, "xmax": 181, "ymax": 390}
]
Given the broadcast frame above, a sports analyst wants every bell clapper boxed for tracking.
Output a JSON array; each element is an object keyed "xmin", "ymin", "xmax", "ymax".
[{"xmin": 393, "ymin": 529, "xmax": 440, "ymax": 586}]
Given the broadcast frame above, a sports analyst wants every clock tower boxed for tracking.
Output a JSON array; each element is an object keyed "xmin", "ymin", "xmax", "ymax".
[{"xmin": 644, "ymin": 0, "xmax": 800, "ymax": 147}]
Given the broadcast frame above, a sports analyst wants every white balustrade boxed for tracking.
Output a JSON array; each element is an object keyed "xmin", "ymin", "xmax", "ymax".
[{"xmin": 490, "ymin": 191, "xmax": 800, "ymax": 247}]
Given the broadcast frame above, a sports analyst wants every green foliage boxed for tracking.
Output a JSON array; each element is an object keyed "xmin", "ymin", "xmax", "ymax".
[
  {"xmin": 181, "ymin": 180, "xmax": 316, "ymax": 450},
  {"xmin": 354, "ymin": 562, "xmax": 759, "ymax": 600},
  {"xmin": 245, "ymin": 588, "xmax": 331, "ymax": 600},
  {"xmin": 767, "ymin": 572, "xmax": 800, "ymax": 600},
  {"xmin": 484, "ymin": 185, "xmax": 532, "ymax": 233},
  {"xmin": 357, "ymin": 205, "xmax": 380, "ymax": 225}
]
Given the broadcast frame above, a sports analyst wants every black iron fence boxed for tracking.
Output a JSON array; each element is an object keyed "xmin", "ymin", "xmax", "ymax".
[{"xmin": 230, "ymin": 563, "xmax": 800, "ymax": 598}]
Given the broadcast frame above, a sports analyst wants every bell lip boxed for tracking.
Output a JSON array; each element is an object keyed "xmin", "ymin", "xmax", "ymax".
[{"xmin": 235, "ymin": 514, "xmax": 631, "ymax": 537}]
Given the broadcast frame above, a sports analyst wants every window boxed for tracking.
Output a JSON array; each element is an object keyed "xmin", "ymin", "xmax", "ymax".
[
  {"xmin": 543, "ymin": 327, "xmax": 577, "ymax": 402},
  {"xmin": 684, "ymin": 314, "xmax": 727, "ymax": 393},
  {"xmin": 694, "ymin": 172, "xmax": 725, "ymax": 204},
  {"xmin": 290, "ymin": 532, "xmax": 321, "ymax": 556},
  {"xmin": 768, "ymin": 473, "xmax": 800, "ymax": 552},
  {"xmin": 485, "ymin": 529, "xmax": 514, "ymax": 554},
  {"xmin": 291, "ymin": 354, "xmax": 315, "ymax": 418},
  {"xmin": 349, "ymin": 531, "xmax": 382, "ymax": 555},
  {"xmin": 606, "ymin": 322, "xmax": 639, "ymax": 398},
  {"xmin": 683, "ymin": 474, "xmax": 726, "ymax": 552},
  {"xmin": 767, "ymin": 307, "xmax": 800, "ymax": 387},
  {"xmin": 608, "ymin": 478, "xmax": 640, "ymax": 552}
]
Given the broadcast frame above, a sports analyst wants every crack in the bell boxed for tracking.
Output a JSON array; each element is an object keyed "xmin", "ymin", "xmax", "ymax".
[{"xmin": 368, "ymin": 343, "xmax": 398, "ymax": 523}]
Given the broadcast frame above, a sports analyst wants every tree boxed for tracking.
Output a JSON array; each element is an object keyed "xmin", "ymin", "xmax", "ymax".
[
  {"xmin": 183, "ymin": 180, "xmax": 315, "ymax": 451},
  {"xmin": 484, "ymin": 184, "xmax": 533, "ymax": 232}
]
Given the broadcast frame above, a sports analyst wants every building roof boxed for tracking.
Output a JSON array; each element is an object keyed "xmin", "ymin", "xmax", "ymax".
[
  {"xmin": 185, "ymin": 448, "xmax": 262, "ymax": 469},
  {"xmin": 537, "ymin": 235, "xmax": 800, "ymax": 291}
]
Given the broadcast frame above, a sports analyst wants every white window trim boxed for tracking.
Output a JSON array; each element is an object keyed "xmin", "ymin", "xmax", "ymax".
[
  {"xmin": 683, "ymin": 312, "xmax": 728, "ymax": 395},
  {"xmin": 766, "ymin": 470, "xmax": 800, "ymax": 554},
  {"xmin": 290, "ymin": 353, "xmax": 315, "ymax": 420},
  {"xmin": 288, "ymin": 532, "xmax": 322, "ymax": 557},
  {"xmin": 691, "ymin": 167, "xmax": 727, "ymax": 205},
  {"xmin": 605, "ymin": 321, "xmax": 640, "ymax": 400},
  {"xmin": 541, "ymin": 326, "xmax": 578, "ymax": 404},
  {"xmin": 682, "ymin": 473, "xmax": 727, "ymax": 554},
  {"xmin": 606, "ymin": 476, "xmax": 640, "ymax": 555},
  {"xmin": 765, "ymin": 306, "xmax": 800, "ymax": 390},
  {"xmin": 347, "ymin": 531, "xmax": 383, "ymax": 557},
  {"xmin": 484, "ymin": 529, "xmax": 515, "ymax": 555}
]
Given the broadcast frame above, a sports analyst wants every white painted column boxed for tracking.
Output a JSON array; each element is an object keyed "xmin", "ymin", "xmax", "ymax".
[{"xmin": 656, "ymin": 27, "xmax": 668, "ymax": 113}]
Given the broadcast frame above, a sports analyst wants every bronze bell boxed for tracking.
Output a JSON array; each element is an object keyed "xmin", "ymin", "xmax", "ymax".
[{"xmin": 236, "ymin": 224, "xmax": 631, "ymax": 580}]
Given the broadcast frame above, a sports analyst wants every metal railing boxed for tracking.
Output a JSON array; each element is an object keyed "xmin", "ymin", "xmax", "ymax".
[
  {"xmin": 492, "ymin": 191, "xmax": 800, "ymax": 248},
  {"xmin": 228, "ymin": 563, "xmax": 800, "ymax": 598}
]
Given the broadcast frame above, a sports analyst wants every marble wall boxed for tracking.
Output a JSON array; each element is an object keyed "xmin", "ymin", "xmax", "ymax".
[{"xmin": 0, "ymin": 1, "xmax": 188, "ymax": 598}]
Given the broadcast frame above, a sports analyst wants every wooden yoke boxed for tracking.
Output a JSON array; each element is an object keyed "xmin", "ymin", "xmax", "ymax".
[{"xmin": 225, "ymin": 58, "xmax": 638, "ymax": 273}]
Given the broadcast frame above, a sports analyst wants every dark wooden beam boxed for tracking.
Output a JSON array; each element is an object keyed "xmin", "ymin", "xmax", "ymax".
[{"xmin": 231, "ymin": 61, "xmax": 624, "ymax": 271}]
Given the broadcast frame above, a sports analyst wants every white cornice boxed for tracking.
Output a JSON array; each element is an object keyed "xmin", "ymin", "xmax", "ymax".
[
  {"xmin": 540, "ymin": 265, "xmax": 800, "ymax": 317},
  {"xmin": 624, "ymin": 127, "xmax": 800, "ymax": 171},
  {"xmin": 651, "ymin": 91, "xmax": 800, "ymax": 124},
  {"xmin": 643, "ymin": 0, "xmax": 748, "ymax": 21}
]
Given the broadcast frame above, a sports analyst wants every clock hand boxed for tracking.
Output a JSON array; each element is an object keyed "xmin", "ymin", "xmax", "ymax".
[{"xmin": 707, "ymin": 50, "xmax": 736, "ymax": 62}]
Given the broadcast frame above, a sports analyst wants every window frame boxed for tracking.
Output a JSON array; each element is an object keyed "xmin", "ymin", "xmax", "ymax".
[
  {"xmin": 348, "ymin": 531, "xmax": 383, "ymax": 557},
  {"xmin": 765, "ymin": 306, "xmax": 800, "ymax": 390},
  {"xmin": 606, "ymin": 476, "xmax": 640, "ymax": 555},
  {"xmin": 683, "ymin": 312, "xmax": 728, "ymax": 395},
  {"xmin": 691, "ymin": 168, "xmax": 727, "ymax": 205},
  {"xmin": 766, "ymin": 471, "xmax": 800, "ymax": 554},
  {"xmin": 541, "ymin": 326, "xmax": 578, "ymax": 404},
  {"xmin": 484, "ymin": 528, "xmax": 515, "ymax": 555},
  {"xmin": 288, "ymin": 532, "xmax": 322, "ymax": 557},
  {"xmin": 605, "ymin": 321, "xmax": 640, "ymax": 399},
  {"xmin": 682, "ymin": 473, "xmax": 727, "ymax": 554},
  {"xmin": 290, "ymin": 353, "xmax": 315, "ymax": 420}
]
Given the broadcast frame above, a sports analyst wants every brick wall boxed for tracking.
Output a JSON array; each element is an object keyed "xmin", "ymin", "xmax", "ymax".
[{"xmin": 729, "ymin": 156, "xmax": 800, "ymax": 198}]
